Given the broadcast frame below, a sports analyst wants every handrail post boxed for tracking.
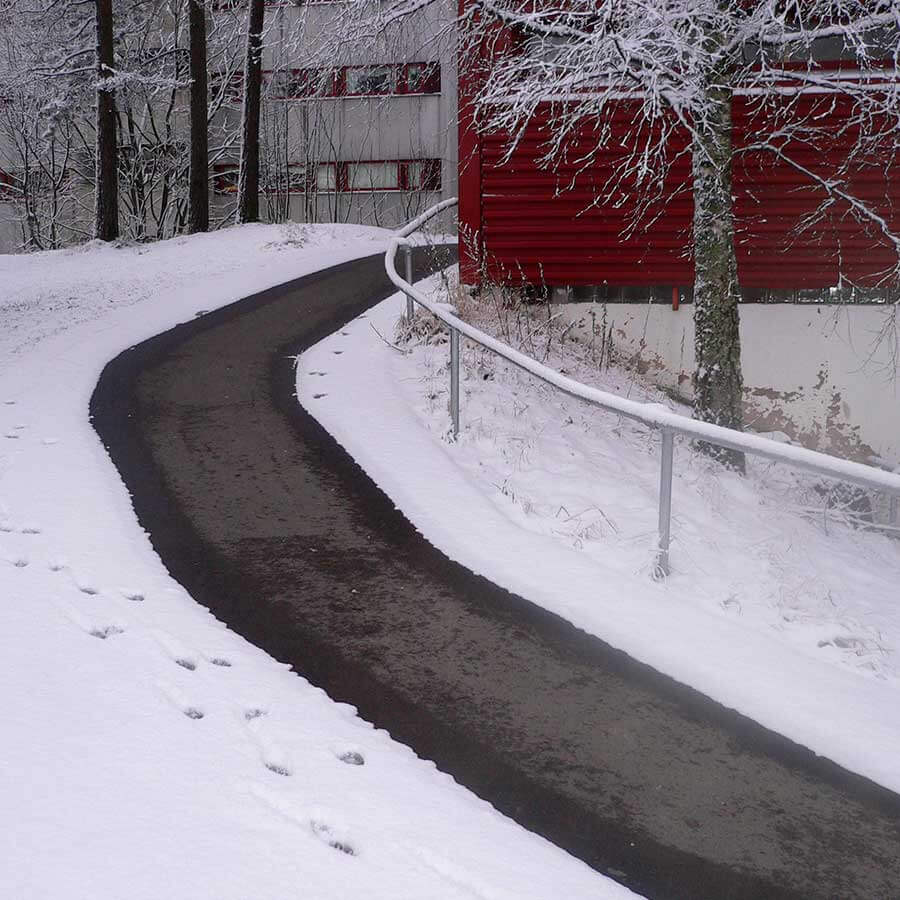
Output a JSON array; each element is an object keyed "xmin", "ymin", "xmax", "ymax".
[
  {"xmin": 403, "ymin": 244, "xmax": 414, "ymax": 321},
  {"xmin": 656, "ymin": 428, "xmax": 674, "ymax": 578},
  {"xmin": 450, "ymin": 326, "xmax": 460, "ymax": 438}
]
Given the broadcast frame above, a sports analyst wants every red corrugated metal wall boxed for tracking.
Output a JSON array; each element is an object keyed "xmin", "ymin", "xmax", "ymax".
[{"xmin": 462, "ymin": 95, "xmax": 900, "ymax": 290}]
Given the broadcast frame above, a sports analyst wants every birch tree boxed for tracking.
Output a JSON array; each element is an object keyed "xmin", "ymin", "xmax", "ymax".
[{"xmin": 462, "ymin": 0, "xmax": 900, "ymax": 468}]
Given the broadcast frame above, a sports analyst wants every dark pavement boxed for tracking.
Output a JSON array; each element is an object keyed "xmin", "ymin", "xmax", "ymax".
[{"xmin": 92, "ymin": 248, "xmax": 900, "ymax": 900}]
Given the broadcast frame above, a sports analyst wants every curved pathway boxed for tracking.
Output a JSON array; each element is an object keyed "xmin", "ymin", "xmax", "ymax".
[{"xmin": 92, "ymin": 249, "xmax": 900, "ymax": 900}]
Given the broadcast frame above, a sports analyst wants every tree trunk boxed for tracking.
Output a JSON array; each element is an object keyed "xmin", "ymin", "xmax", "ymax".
[
  {"xmin": 95, "ymin": 0, "xmax": 119, "ymax": 242},
  {"xmin": 236, "ymin": 0, "xmax": 264, "ymax": 224},
  {"xmin": 188, "ymin": 0, "xmax": 209, "ymax": 233},
  {"xmin": 691, "ymin": 81, "xmax": 744, "ymax": 471}
]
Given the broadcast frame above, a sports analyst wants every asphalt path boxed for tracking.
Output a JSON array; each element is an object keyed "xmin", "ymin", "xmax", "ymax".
[{"xmin": 92, "ymin": 247, "xmax": 900, "ymax": 899}]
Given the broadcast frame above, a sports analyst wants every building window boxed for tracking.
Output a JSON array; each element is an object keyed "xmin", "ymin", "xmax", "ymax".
[
  {"xmin": 286, "ymin": 165, "xmax": 308, "ymax": 192},
  {"xmin": 0, "ymin": 169, "xmax": 20, "ymax": 201},
  {"xmin": 212, "ymin": 164, "xmax": 239, "ymax": 194},
  {"xmin": 270, "ymin": 68, "xmax": 336, "ymax": 99},
  {"xmin": 210, "ymin": 72, "xmax": 244, "ymax": 103},
  {"xmin": 270, "ymin": 70, "xmax": 304, "ymax": 99},
  {"xmin": 403, "ymin": 159, "xmax": 441, "ymax": 191},
  {"xmin": 262, "ymin": 164, "xmax": 308, "ymax": 193},
  {"xmin": 213, "ymin": 159, "xmax": 439, "ymax": 195},
  {"xmin": 316, "ymin": 163, "xmax": 337, "ymax": 191},
  {"xmin": 403, "ymin": 62, "xmax": 441, "ymax": 94},
  {"xmin": 345, "ymin": 65, "xmax": 397, "ymax": 96},
  {"xmin": 347, "ymin": 161, "xmax": 399, "ymax": 191},
  {"xmin": 265, "ymin": 63, "xmax": 441, "ymax": 99},
  {"xmin": 315, "ymin": 159, "xmax": 442, "ymax": 193},
  {"xmin": 212, "ymin": 0, "xmax": 361, "ymax": 7}
]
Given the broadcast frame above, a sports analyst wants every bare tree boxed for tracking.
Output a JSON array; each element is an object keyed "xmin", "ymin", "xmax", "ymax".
[
  {"xmin": 461, "ymin": 0, "xmax": 900, "ymax": 468},
  {"xmin": 236, "ymin": 0, "xmax": 264, "ymax": 223}
]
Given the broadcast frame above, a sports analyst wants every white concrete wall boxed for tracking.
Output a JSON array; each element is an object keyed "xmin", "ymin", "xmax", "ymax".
[{"xmin": 563, "ymin": 301, "xmax": 900, "ymax": 467}]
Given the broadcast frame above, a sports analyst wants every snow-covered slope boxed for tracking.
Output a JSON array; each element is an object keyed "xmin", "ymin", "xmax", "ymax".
[
  {"xmin": 0, "ymin": 228, "xmax": 634, "ymax": 900},
  {"xmin": 298, "ymin": 270, "xmax": 900, "ymax": 796}
]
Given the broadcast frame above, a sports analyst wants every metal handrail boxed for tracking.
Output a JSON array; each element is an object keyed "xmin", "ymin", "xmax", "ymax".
[{"xmin": 386, "ymin": 197, "xmax": 900, "ymax": 576}]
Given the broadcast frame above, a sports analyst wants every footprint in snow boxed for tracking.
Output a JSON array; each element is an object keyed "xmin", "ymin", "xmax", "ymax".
[
  {"xmin": 248, "ymin": 786, "xmax": 355, "ymax": 856},
  {"xmin": 41, "ymin": 438, "xmax": 59, "ymax": 446},
  {"xmin": 90, "ymin": 625, "xmax": 125, "ymax": 640},
  {"xmin": 11, "ymin": 557, "xmax": 29, "ymax": 568},
  {"xmin": 243, "ymin": 707, "xmax": 292, "ymax": 776},
  {"xmin": 79, "ymin": 585, "xmax": 99, "ymax": 596},
  {"xmin": 259, "ymin": 738, "xmax": 292, "ymax": 776},
  {"xmin": 3, "ymin": 433, "xmax": 20, "ymax": 440},
  {"xmin": 0, "ymin": 521, "xmax": 15, "ymax": 533},
  {"xmin": 338, "ymin": 750, "xmax": 365, "ymax": 766},
  {"xmin": 123, "ymin": 591, "xmax": 144, "ymax": 602},
  {"xmin": 332, "ymin": 350, "xmax": 344, "ymax": 355},
  {"xmin": 48, "ymin": 560, "xmax": 67, "ymax": 572},
  {"xmin": 20, "ymin": 525, "xmax": 41, "ymax": 535},
  {"xmin": 152, "ymin": 630, "xmax": 199, "ymax": 673},
  {"xmin": 3, "ymin": 400, "xmax": 15, "ymax": 405},
  {"xmin": 210, "ymin": 657, "xmax": 232, "ymax": 667},
  {"xmin": 311, "ymin": 821, "xmax": 356, "ymax": 856},
  {"xmin": 160, "ymin": 683, "xmax": 205, "ymax": 720},
  {"xmin": 818, "ymin": 635, "xmax": 868, "ymax": 651},
  {"xmin": 62, "ymin": 604, "xmax": 123, "ymax": 640},
  {"xmin": 312, "ymin": 393, "xmax": 328, "ymax": 400}
]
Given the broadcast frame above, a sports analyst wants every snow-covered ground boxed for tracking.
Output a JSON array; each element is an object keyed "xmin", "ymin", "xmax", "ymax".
[
  {"xmin": 0, "ymin": 229, "xmax": 636, "ymax": 900},
  {"xmin": 298, "ymin": 267, "xmax": 900, "ymax": 796}
]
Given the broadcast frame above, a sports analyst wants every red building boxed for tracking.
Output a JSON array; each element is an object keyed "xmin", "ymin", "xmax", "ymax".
[{"xmin": 458, "ymin": 51, "xmax": 900, "ymax": 299}]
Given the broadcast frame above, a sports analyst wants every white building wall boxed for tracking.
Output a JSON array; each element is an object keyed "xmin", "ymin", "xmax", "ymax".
[
  {"xmin": 233, "ymin": 0, "xmax": 457, "ymax": 228},
  {"xmin": 563, "ymin": 301, "xmax": 900, "ymax": 467}
]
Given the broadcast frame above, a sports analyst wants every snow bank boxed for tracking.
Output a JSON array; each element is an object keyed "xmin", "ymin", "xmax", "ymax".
[
  {"xmin": 298, "ymin": 270, "xmax": 900, "ymax": 796},
  {"xmin": 0, "ymin": 228, "xmax": 634, "ymax": 900}
]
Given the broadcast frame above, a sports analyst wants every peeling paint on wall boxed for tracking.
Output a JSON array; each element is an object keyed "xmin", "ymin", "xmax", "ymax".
[{"xmin": 563, "ymin": 302, "xmax": 900, "ymax": 468}]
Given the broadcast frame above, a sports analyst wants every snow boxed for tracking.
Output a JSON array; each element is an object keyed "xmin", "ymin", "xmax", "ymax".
[
  {"xmin": 298, "ymin": 267, "xmax": 900, "ymax": 796},
  {"xmin": 0, "ymin": 227, "xmax": 636, "ymax": 900}
]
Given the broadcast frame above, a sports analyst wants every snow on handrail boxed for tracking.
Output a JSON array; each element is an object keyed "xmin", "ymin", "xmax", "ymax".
[{"xmin": 395, "ymin": 196, "xmax": 460, "ymax": 239}]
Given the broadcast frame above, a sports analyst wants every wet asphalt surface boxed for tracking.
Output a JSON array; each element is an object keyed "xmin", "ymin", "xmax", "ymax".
[{"xmin": 92, "ymin": 248, "xmax": 900, "ymax": 899}]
